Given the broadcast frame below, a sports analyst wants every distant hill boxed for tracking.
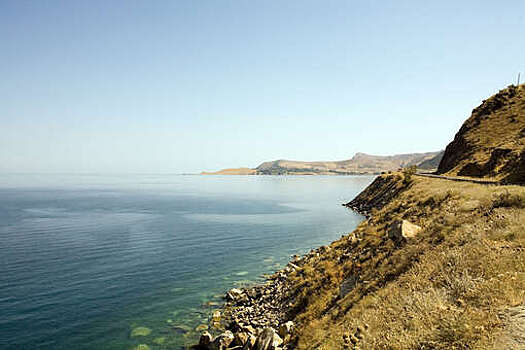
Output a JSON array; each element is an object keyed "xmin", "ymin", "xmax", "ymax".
[
  {"xmin": 200, "ymin": 168, "xmax": 256, "ymax": 175},
  {"xmin": 202, "ymin": 151, "xmax": 443, "ymax": 175},
  {"xmin": 417, "ymin": 150, "xmax": 445, "ymax": 170},
  {"xmin": 438, "ymin": 84, "xmax": 525, "ymax": 183}
]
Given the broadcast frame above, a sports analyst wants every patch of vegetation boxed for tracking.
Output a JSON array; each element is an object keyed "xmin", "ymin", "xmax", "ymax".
[{"xmin": 402, "ymin": 165, "xmax": 418, "ymax": 185}]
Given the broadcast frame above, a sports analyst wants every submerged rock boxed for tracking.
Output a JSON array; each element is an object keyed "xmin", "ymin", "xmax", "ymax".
[
  {"xmin": 134, "ymin": 345, "xmax": 150, "ymax": 350},
  {"xmin": 172, "ymin": 323, "xmax": 192, "ymax": 334},
  {"xmin": 153, "ymin": 337, "xmax": 165, "ymax": 345},
  {"xmin": 195, "ymin": 324, "xmax": 208, "ymax": 332},
  {"xmin": 130, "ymin": 326, "xmax": 152, "ymax": 338}
]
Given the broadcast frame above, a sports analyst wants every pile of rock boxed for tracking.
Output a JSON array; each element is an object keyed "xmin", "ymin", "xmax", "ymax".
[
  {"xmin": 192, "ymin": 254, "xmax": 306, "ymax": 350},
  {"xmin": 195, "ymin": 325, "xmax": 290, "ymax": 350}
]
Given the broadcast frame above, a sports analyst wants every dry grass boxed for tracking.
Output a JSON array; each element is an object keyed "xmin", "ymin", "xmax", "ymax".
[{"xmin": 282, "ymin": 173, "xmax": 525, "ymax": 349}]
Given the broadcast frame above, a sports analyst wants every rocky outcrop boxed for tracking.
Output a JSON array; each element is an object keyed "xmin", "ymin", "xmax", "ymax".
[
  {"xmin": 438, "ymin": 84, "xmax": 525, "ymax": 183},
  {"xmin": 344, "ymin": 173, "xmax": 407, "ymax": 217}
]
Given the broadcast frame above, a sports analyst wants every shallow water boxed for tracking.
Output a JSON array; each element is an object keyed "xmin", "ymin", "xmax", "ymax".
[{"xmin": 0, "ymin": 174, "xmax": 374, "ymax": 349}]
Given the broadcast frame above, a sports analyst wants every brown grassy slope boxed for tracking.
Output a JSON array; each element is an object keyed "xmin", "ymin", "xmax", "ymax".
[
  {"xmin": 438, "ymin": 84, "xmax": 525, "ymax": 183},
  {"xmin": 282, "ymin": 173, "xmax": 525, "ymax": 349}
]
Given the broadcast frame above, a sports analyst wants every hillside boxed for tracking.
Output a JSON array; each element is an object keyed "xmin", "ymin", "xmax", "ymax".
[
  {"xmin": 200, "ymin": 168, "xmax": 256, "ymax": 175},
  {"xmin": 201, "ymin": 173, "xmax": 525, "ymax": 350},
  {"xmin": 256, "ymin": 152, "xmax": 441, "ymax": 175},
  {"xmin": 195, "ymin": 85, "xmax": 525, "ymax": 350},
  {"xmin": 438, "ymin": 84, "xmax": 525, "ymax": 183},
  {"xmin": 202, "ymin": 151, "xmax": 443, "ymax": 175},
  {"xmin": 417, "ymin": 150, "xmax": 444, "ymax": 170}
]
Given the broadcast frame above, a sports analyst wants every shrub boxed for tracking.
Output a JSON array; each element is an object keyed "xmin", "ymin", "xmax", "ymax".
[{"xmin": 402, "ymin": 165, "xmax": 418, "ymax": 184}]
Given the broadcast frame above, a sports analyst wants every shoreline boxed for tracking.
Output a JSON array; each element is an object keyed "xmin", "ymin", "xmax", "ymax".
[
  {"xmin": 193, "ymin": 206, "xmax": 366, "ymax": 349},
  {"xmin": 201, "ymin": 172, "xmax": 381, "ymax": 176},
  {"xmin": 194, "ymin": 246, "xmax": 338, "ymax": 350}
]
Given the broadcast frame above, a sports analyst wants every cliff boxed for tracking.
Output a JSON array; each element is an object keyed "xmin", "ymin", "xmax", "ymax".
[{"xmin": 438, "ymin": 84, "xmax": 525, "ymax": 183}]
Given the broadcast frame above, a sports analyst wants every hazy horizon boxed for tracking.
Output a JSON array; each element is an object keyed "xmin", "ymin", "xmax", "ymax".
[{"xmin": 2, "ymin": 1, "xmax": 524, "ymax": 173}]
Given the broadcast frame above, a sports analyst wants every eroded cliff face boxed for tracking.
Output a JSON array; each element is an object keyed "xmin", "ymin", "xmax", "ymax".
[{"xmin": 438, "ymin": 84, "xmax": 525, "ymax": 183}]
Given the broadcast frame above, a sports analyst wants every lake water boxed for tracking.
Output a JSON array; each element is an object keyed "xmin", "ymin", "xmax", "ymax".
[{"xmin": 0, "ymin": 174, "xmax": 374, "ymax": 350}]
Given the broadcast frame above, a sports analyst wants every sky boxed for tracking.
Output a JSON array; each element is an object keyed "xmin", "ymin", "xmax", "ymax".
[{"xmin": 1, "ymin": 0, "xmax": 524, "ymax": 173}]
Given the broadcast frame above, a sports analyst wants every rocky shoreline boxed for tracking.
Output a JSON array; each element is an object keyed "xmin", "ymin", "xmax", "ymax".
[
  {"xmin": 341, "ymin": 202, "xmax": 370, "ymax": 218},
  {"xmin": 192, "ymin": 246, "xmax": 333, "ymax": 350},
  {"xmin": 190, "ymin": 191, "xmax": 373, "ymax": 350}
]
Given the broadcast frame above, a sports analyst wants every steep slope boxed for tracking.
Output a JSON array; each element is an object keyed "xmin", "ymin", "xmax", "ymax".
[
  {"xmin": 417, "ymin": 150, "xmax": 444, "ymax": 170},
  {"xmin": 438, "ymin": 84, "xmax": 525, "ymax": 183}
]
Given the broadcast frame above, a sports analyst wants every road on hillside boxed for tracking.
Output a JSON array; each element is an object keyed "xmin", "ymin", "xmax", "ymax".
[{"xmin": 414, "ymin": 173, "xmax": 503, "ymax": 185}]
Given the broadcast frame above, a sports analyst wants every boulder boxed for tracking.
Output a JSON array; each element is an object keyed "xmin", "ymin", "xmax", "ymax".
[
  {"xmin": 199, "ymin": 331, "xmax": 213, "ymax": 347},
  {"xmin": 212, "ymin": 310, "xmax": 221, "ymax": 322},
  {"xmin": 253, "ymin": 328, "xmax": 283, "ymax": 350},
  {"xmin": 226, "ymin": 288, "xmax": 245, "ymax": 301},
  {"xmin": 278, "ymin": 321, "xmax": 294, "ymax": 340},
  {"xmin": 339, "ymin": 275, "xmax": 357, "ymax": 299},
  {"xmin": 242, "ymin": 325, "xmax": 257, "ymax": 335},
  {"xmin": 234, "ymin": 331, "xmax": 250, "ymax": 347},
  {"xmin": 208, "ymin": 330, "xmax": 234, "ymax": 350},
  {"xmin": 388, "ymin": 219, "xmax": 421, "ymax": 241},
  {"xmin": 241, "ymin": 333, "xmax": 257, "ymax": 350}
]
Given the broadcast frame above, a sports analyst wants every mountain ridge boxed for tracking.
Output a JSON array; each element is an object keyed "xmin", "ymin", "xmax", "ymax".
[{"xmin": 202, "ymin": 151, "xmax": 443, "ymax": 175}]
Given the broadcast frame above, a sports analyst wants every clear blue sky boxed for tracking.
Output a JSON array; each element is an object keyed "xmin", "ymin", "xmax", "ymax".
[{"xmin": 1, "ymin": 0, "xmax": 524, "ymax": 173}]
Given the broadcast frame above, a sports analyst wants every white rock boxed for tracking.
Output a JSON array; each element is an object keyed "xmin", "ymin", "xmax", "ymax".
[{"xmin": 388, "ymin": 219, "xmax": 422, "ymax": 240}]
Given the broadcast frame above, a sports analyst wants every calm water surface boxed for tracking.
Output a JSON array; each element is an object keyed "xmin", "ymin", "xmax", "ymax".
[{"xmin": 0, "ymin": 174, "xmax": 374, "ymax": 349}]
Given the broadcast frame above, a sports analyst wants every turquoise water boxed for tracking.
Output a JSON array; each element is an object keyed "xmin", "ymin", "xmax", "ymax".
[{"xmin": 0, "ymin": 174, "xmax": 374, "ymax": 350}]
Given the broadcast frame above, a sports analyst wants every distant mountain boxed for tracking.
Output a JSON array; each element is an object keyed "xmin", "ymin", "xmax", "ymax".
[
  {"xmin": 202, "ymin": 151, "xmax": 443, "ymax": 175},
  {"xmin": 200, "ymin": 168, "xmax": 256, "ymax": 175},
  {"xmin": 417, "ymin": 151, "xmax": 445, "ymax": 170},
  {"xmin": 438, "ymin": 84, "xmax": 525, "ymax": 183}
]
